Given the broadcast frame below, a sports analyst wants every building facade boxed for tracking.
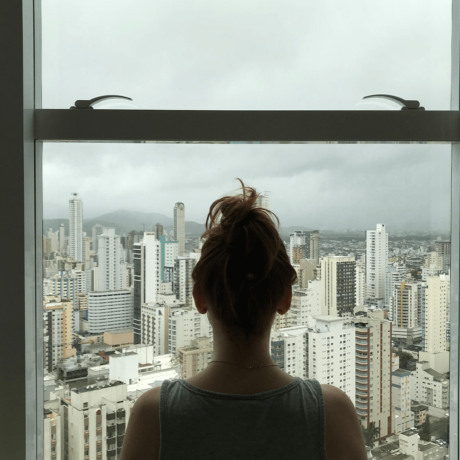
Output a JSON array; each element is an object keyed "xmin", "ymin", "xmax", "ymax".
[
  {"xmin": 69, "ymin": 193, "xmax": 83, "ymax": 262},
  {"xmin": 173, "ymin": 202, "xmax": 186, "ymax": 256}
]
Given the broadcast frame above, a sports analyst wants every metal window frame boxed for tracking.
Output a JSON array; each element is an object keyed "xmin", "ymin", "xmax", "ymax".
[{"xmin": 0, "ymin": 0, "xmax": 459, "ymax": 459}]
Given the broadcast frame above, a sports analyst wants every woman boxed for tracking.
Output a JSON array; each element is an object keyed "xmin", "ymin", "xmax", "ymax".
[{"xmin": 121, "ymin": 179, "xmax": 368, "ymax": 460}]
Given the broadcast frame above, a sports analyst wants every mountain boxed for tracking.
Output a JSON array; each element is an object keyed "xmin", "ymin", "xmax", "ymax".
[
  {"xmin": 84, "ymin": 210, "xmax": 173, "ymax": 232},
  {"xmin": 43, "ymin": 210, "xmax": 205, "ymax": 236}
]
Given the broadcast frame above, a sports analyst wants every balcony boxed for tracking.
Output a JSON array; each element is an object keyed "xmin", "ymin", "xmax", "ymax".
[
  {"xmin": 356, "ymin": 408, "xmax": 368, "ymax": 416},
  {"xmin": 107, "ymin": 450, "xmax": 116, "ymax": 458},
  {"xmin": 51, "ymin": 454, "xmax": 57, "ymax": 459},
  {"xmin": 106, "ymin": 412, "xmax": 116, "ymax": 421},
  {"xmin": 356, "ymin": 401, "xmax": 367, "ymax": 409},
  {"xmin": 117, "ymin": 409, "xmax": 126, "ymax": 418},
  {"xmin": 97, "ymin": 454, "xmax": 102, "ymax": 459},
  {"xmin": 84, "ymin": 443, "xmax": 89, "ymax": 450},
  {"xmin": 51, "ymin": 439, "xmax": 56, "ymax": 447},
  {"xmin": 84, "ymin": 430, "xmax": 89, "ymax": 438},
  {"xmin": 97, "ymin": 440, "xmax": 102, "ymax": 448},
  {"xmin": 107, "ymin": 441, "xmax": 116, "ymax": 451},
  {"xmin": 96, "ymin": 427, "xmax": 102, "ymax": 435}
]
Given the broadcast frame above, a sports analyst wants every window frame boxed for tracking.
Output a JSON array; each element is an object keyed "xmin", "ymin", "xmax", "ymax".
[{"xmin": 0, "ymin": 0, "xmax": 459, "ymax": 459}]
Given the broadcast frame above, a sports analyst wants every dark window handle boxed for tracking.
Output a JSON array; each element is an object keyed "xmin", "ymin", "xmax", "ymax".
[
  {"xmin": 70, "ymin": 95, "xmax": 133, "ymax": 110},
  {"xmin": 363, "ymin": 94, "xmax": 425, "ymax": 111}
]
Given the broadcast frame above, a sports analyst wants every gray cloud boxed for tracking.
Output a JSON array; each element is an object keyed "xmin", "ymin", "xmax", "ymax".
[
  {"xmin": 41, "ymin": 0, "xmax": 452, "ymax": 233},
  {"xmin": 43, "ymin": 143, "xmax": 451, "ymax": 232}
]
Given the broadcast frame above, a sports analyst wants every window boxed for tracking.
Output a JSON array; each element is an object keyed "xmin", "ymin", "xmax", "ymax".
[{"xmin": 2, "ymin": 1, "xmax": 460, "ymax": 460}]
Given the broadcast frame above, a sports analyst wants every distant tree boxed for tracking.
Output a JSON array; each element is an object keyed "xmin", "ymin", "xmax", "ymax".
[
  {"xmin": 420, "ymin": 414, "xmax": 431, "ymax": 441},
  {"xmin": 361, "ymin": 423, "xmax": 381, "ymax": 447}
]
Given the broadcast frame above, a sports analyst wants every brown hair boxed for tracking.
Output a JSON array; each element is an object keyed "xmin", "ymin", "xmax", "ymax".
[{"xmin": 191, "ymin": 178, "xmax": 298, "ymax": 343}]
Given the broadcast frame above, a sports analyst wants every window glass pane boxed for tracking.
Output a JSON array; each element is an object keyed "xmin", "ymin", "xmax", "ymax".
[
  {"xmin": 42, "ymin": 143, "xmax": 452, "ymax": 458},
  {"xmin": 42, "ymin": 0, "xmax": 452, "ymax": 110}
]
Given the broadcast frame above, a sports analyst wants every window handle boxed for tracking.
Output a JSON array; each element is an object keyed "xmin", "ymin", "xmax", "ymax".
[
  {"xmin": 362, "ymin": 94, "xmax": 425, "ymax": 111},
  {"xmin": 70, "ymin": 95, "xmax": 133, "ymax": 109}
]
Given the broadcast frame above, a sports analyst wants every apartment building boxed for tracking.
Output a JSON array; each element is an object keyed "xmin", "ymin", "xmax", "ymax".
[
  {"xmin": 410, "ymin": 361, "xmax": 449, "ymax": 418},
  {"xmin": 43, "ymin": 296, "xmax": 76, "ymax": 372},
  {"xmin": 307, "ymin": 316, "xmax": 355, "ymax": 401},
  {"xmin": 177, "ymin": 336, "xmax": 213, "ymax": 379},
  {"xmin": 321, "ymin": 255, "xmax": 356, "ymax": 317},
  {"xmin": 392, "ymin": 368, "xmax": 415, "ymax": 434},
  {"xmin": 353, "ymin": 310, "xmax": 393, "ymax": 441},
  {"xmin": 366, "ymin": 223, "xmax": 388, "ymax": 306},
  {"xmin": 133, "ymin": 233, "xmax": 161, "ymax": 344},
  {"xmin": 87, "ymin": 290, "xmax": 133, "ymax": 335}
]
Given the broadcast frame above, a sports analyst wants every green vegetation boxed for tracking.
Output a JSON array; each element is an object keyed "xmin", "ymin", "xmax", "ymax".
[{"xmin": 361, "ymin": 423, "xmax": 381, "ymax": 447}]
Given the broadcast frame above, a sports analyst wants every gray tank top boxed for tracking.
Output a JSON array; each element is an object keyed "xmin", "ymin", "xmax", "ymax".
[{"xmin": 159, "ymin": 376, "xmax": 327, "ymax": 460}]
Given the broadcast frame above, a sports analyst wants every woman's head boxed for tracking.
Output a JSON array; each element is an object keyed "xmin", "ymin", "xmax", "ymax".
[{"xmin": 191, "ymin": 178, "xmax": 298, "ymax": 344}]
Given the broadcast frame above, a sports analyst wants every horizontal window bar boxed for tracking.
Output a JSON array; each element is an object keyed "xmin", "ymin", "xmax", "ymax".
[{"xmin": 35, "ymin": 110, "xmax": 460, "ymax": 143}]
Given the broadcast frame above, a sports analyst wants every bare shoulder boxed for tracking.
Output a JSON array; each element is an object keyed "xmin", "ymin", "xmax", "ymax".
[
  {"xmin": 120, "ymin": 386, "xmax": 161, "ymax": 460},
  {"xmin": 320, "ymin": 384, "xmax": 368, "ymax": 460}
]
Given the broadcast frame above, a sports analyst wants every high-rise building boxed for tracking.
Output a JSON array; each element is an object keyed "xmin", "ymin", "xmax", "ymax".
[
  {"xmin": 288, "ymin": 281, "xmax": 322, "ymax": 327},
  {"xmin": 160, "ymin": 235, "xmax": 179, "ymax": 283},
  {"xmin": 59, "ymin": 223, "xmax": 66, "ymax": 255},
  {"xmin": 298, "ymin": 259, "xmax": 317, "ymax": 288},
  {"xmin": 310, "ymin": 231, "xmax": 320, "ymax": 265},
  {"xmin": 321, "ymin": 256, "xmax": 356, "ymax": 317},
  {"xmin": 366, "ymin": 224, "xmax": 388, "ymax": 306},
  {"xmin": 174, "ymin": 256, "xmax": 198, "ymax": 307},
  {"xmin": 91, "ymin": 224, "xmax": 104, "ymax": 252},
  {"xmin": 423, "ymin": 275, "xmax": 448, "ymax": 354},
  {"xmin": 355, "ymin": 257, "xmax": 366, "ymax": 307},
  {"xmin": 306, "ymin": 316, "xmax": 355, "ymax": 401},
  {"xmin": 434, "ymin": 240, "xmax": 451, "ymax": 272},
  {"xmin": 392, "ymin": 369, "xmax": 415, "ymax": 434},
  {"xmin": 385, "ymin": 263, "xmax": 406, "ymax": 316},
  {"xmin": 173, "ymin": 202, "xmax": 186, "ymax": 256},
  {"xmin": 48, "ymin": 228, "xmax": 59, "ymax": 253},
  {"xmin": 133, "ymin": 233, "xmax": 161, "ymax": 344},
  {"xmin": 289, "ymin": 231, "xmax": 309, "ymax": 264},
  {"xmin": 392, "ymin": 282, "xmax": 419, "ymax": 329},
  {"xmin": 69, "ymin": 193, "xmax": 83, "ymax": 262},
  {"xmin": 43, "ymin": 296, "xmax": 76, "ymax": 371},
  {"xmin": 353, "ymin": 310, "xmax": 393, "ymax": 441},
  {"xmin": 153, "ymin": 223, "xmax": 164, "ymax": 240},
  {"xmin": 43, "ymin": 236, "xmax": 51, "ymax": 259},
  {"xmin": 87, "ymin": 290, "xmax": 133, "ymax": 334},
  {"xmin": 256, "ymin": 191, "xmax": 270, "ymax": 210},
  {"xmin": 289, "ymin": 231, "xmax": 320, "ymax": 265},
  {"xmin": 97, "ymin": 228, "xmax": 126, "ymax": 292}
]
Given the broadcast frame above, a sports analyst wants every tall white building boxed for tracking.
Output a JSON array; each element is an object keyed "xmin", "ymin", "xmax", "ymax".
[
  {"xmin": 97, "ymin": 228, "xmax": 127, "ymax": 292},
  {"xmin": 87, "ymin": 290, "xmax": 133, "ymax": 334},
  {"xmin": 92, "ymin": 224, "xmax": 104, "ymax": 252},
  {"xmin": 59, "ymin": 223, "xmax": 66, "ymax": 255},
  {"xmin": 392, "ymin": 368, "xmax": 415, "ymax": 434},
  {"xmin": 174, "ymin": 256, "xmax": 198, "ymax": 307},
  {"xmin": 321, "ymin": 256, "xmax": 356, "ymax": 317},
  {"xmin": 256, "ymin": 191, "xmax": 270, "ymax": 210},
  {"xmin": 366, "ymin": 224, "xmax": 388, "ymax": 306},
  {"xmin": 173, "ymin": 202, "xmax": 186, "ymax": 256},
  {"xmin": 69, "ymin": 193, "xmax": 83, "ymax": 262},
  {"xmin": 355, "ymin": 257, "xmax": 366, "ymax": 307},
  {"xmin": 307, "ymin": 316, "xmax": 355, "ymax": 401},
  {"xmin": 160, "ymin": 235, "xmax": 179, "ymax": 283},
  {"xmin": 48, "ymin": 228, "xmax": 59, "ymax": 253},
  {"xmin": 385, "ymin": 263, "xmax": 405, "ymax": 316},
  {"xmin": 289, "ymin": 231, "xmax": 309, "ymax": 264},
  {"xmin": 423, "ymin": 275, "xmax": 448, "ymax": 354},
  {"xmin": 289, "ymin": 281, "xmax": 322, "ymax": 327},
  {"xmin": 134, "ymin": 233, "xmax": 161, "ymax": 344}
]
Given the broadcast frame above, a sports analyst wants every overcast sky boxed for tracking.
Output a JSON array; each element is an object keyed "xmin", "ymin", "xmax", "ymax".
[{"xmin": 42, "ymin": 0, "xmax": 452, "ymax": 232}]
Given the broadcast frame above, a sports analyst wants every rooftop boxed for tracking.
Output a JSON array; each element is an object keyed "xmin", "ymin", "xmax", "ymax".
[{"xmin": 73, "ymin": 380, "xmax": 124, "ymax": 394}]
